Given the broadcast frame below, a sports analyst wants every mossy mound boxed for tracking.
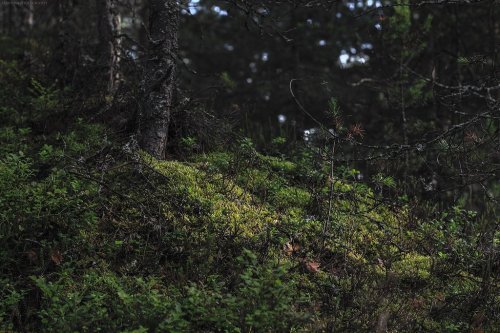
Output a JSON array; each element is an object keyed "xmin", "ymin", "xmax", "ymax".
[{"xmin": 0, "ymin": 61, "xmax": 497, "ymax": 332}]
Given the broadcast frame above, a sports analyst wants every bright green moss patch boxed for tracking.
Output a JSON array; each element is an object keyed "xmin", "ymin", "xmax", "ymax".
[
  {"xmin": 272, "ymin": 186, "xmax": 311, "ymax": 210},
  {"xmin": 392, "ymin": 253, "xmax": 432, "ymax": 280},
  {"xmin": 143, "ymin": 153, "xmax": 278, "ymax": 237}
]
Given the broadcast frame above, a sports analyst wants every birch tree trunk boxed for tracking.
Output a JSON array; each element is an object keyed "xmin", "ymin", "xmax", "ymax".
[
  {"xmin": 96, "ymin": 0, "xmax": 120, "ymax": 94},
  {"xmin": 138, "ymin": 0, "xmax": 179, "ymax": 159}
]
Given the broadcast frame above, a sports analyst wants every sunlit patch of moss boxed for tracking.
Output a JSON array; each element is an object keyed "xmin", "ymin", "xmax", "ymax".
[
  {"xmin": 261, "ymin": 155, "xmax": 296, "ymax": 174},
  {"xmin": 272, "ymin": 187, "xmax": 311, "ymax": 211},
  {"xmin": 210, "ymin": 199, "xmax": 276, "ymax": 237},
  {"xmin": 142, "ymin": 153, "xmax": 278, "ymax": 237},
  {"xmin": 144, "ymin": 154, "xmax": 199, "ymax": 182},
  {"xmin": 346, "ymin": 250, "xmax": 369, "ymax": 265},
  {"xmin": 392, "ymin": 253, "xmax": 432, "ymax": 280}
]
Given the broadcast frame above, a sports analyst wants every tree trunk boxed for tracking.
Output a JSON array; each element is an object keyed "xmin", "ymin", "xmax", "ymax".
[
  {"xmin": 51, "ymin": 1, "xmax": 73, "ymax": 86},
  {"xmin": 96, "ymin": 0, "xmax": 120, "ymax": 94},
  {"xmin": 1, "ymin": 3, "xmax": 32, "ymax": 37},
  {"xmin": 138, "ymin": 0, "xmax": 179, "ymax": 159},
  {"xmin": 27, "ymin": 0, "xmax": 34, "ymax": 31},
  {"xmin": 20, "ymin": 1, "xmax": 34, "ymax": 35}
]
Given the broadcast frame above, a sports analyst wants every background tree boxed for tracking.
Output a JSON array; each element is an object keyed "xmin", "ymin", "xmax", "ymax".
[{"xmin": 96, "ymin": 0, "xmax": 121, "ymax": 96}]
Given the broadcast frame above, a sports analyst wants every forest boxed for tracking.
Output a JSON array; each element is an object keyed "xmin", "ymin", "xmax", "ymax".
[{"xmin": 0, "ymin": 0, "xmax": 498, "ymax": 332}]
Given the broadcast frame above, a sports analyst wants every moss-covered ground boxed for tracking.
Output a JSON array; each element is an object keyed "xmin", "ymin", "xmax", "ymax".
[{"xmin": 0, "ymin": 58, "xmax": 498, "ymax": 332}]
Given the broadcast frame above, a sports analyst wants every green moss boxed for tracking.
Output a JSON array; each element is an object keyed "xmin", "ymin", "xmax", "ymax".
[
  {"xmin": 392, "ymin": 253, "xmax": 432, "ymax": 280},
  {"xmin": 195, "ymin": 151, "xmax": 234, "ymax": 172},
  {"xmin": 143, "ymin": 153, "xmax": 278, "ymax": 237},
  {"xmin": 272, "ymin": 186, "xmax": 311, "ymax": 210},
  {"xmin": 261, "ymin": 155, "xmax": 296, "ymax": 174}
]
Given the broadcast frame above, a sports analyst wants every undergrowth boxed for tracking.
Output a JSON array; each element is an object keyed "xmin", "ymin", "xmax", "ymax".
[{"xmin": 0, "ymin": 58, "xmax": 498, "ymax": 332}]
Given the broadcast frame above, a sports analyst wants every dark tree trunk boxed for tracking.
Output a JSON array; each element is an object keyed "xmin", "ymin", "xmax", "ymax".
[
  {"xmin": 96, "ymin": 0, "xmax": 120, "ymax": 94},
  {"xmin": 50, "ymin": 1, "xmax": 84, "ymax": 86},
  {"xmin": 19, "ymin": 1, "xmax": 34, "ymax": 36},
  {"xmin": 0, "ymin": 3, "xmax": 33, "ymax": 37},
  {"xmin": 7, "ymin": 3, "xmax": 13, "ymax": 35},
  {"xmin": 138, "ymin": 0, "xmax": 179, "ymax": 159}
]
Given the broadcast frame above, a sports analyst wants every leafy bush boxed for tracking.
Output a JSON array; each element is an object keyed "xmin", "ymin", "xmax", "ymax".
[{"xmin": 32, "ymin": 250, "xmax": 305, "ymax": 333}]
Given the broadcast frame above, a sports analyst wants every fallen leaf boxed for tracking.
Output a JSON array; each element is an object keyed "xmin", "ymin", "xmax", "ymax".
[
  {"xmin": 305, "ymin": 260, "xmax": 320, "ymax": 273},
  {"xmin": 50, "ymin": 250, "xmax": 63, "ymax": 265}
]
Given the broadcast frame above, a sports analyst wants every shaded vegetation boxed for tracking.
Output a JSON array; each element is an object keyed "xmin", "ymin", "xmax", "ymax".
[{"xmin": 0, "ymin": 57, "xmax": 498, "ymax": 332}]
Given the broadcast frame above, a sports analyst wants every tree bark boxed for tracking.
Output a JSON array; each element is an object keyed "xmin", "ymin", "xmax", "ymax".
[
  {"xmin": 52, "ymin": 1, "xmax": 74, "ymax": 86},
  {"xmin": 138, "ymin": 0, "xmax": 179, "ymax": 159},
  {"xmin": 27, "ymin": 1, "xmax": 34, "ymax": 31},
  {"xmin": 96, "ymin": 0, "xmax": 120, "ymax": 94}
]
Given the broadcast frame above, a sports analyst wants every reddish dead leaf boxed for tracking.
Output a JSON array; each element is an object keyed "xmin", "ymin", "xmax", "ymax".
[
  {"xmin": 50, "ymin": 250, "xmax": 63, "ymax": 265},
  {"xmin": 349, "ymin": 123, "xmax": 365, "ymax": 138},
  {"xmin": 465, "ymin": 131, "xmax": 480, "ymax": 143},
  {"xmin": 305, "ymin": 260, "xmax": 320, "ymax": 273}
]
